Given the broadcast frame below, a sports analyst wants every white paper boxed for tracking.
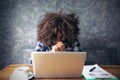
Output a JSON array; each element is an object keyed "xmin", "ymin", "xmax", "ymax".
[{"xmin": 82, "ymin": 64, "xmax": 118, "ymax": 79}]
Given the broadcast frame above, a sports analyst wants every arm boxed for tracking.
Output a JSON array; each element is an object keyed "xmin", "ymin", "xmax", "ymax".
[
  {"xmin": 35, "ymin": 42, "xmax": 44, "ymax": 51},
  {"xmin": 35, "ymin": 42, "xmax": 52, "ymax": 51},
  {"xmin": 73, "ymin": 39, "xmax": 82, "ymax": 51}
]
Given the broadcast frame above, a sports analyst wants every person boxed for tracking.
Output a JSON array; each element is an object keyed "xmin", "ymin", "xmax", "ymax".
[{"xmin": 35, "ymin": 12, "xmax": 82, "ymax": 52}]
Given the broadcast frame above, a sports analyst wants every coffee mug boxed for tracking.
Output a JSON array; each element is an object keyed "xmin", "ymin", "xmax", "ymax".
[{"xmin": 10, "ymin": 66, "xmax": 29, "ymax": 80}]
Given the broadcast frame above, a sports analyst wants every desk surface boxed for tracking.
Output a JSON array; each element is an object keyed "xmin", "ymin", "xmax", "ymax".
[{"xmin": 0, "ymin": 64, "xmax": 120, "ymax": 80}]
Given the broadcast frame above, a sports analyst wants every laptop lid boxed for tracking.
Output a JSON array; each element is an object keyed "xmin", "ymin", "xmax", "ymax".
[{"xmin": 31, "ymin": 52, "xmax": 86, "ymax": 78}]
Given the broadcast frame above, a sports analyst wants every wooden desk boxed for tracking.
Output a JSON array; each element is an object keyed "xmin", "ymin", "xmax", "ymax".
[{"xmin": 0, "ymin": 64, "xmax": 120, "ymax": 80}]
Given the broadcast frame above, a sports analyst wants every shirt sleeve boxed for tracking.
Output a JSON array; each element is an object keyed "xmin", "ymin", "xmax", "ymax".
[
  {"xmin": 35, "ymin": 42, "xmax": 44, "ymax": 51},
  {"xmin": 73, "ymin": 39, "xmax": 82, "ymax": 51},
  {"xmin": 35, "ymin": 42, "xmax": 52, "ymax": 51}
]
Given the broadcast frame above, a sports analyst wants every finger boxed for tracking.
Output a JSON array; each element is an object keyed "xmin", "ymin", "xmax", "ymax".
[
  {"xmin": 57, "ymin": 41, "xmax": 64, "ymax": 46},
  {"xmin": 53, "ymin": 45, "xmax": 58, "ymax": 51},
  {"xmin": 52, "ymin": 45, "xmax": 60, "ymax": 52},
  {"xmin": 57, "ymin": 42, "xmax": 65, "ymax": 49},
  {"xmin": 56, "ymin": 44, "xmax": 64, "ymax": 51}
]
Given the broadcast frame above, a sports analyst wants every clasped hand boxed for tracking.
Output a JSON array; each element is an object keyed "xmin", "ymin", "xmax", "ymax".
[{"xmin": 52, "ymin": 41, "xmax": 65, "ymax": 52}]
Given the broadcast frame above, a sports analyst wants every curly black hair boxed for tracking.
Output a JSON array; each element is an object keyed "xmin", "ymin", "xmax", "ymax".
[{"xmin": 37, "ymin": 12, "xmax": 80, "ymax": 46}]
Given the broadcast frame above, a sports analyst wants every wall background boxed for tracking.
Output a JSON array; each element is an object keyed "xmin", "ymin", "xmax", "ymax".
[{"xmin": 0, "ymin": 0, "xmax": 120, "ymax": 70}]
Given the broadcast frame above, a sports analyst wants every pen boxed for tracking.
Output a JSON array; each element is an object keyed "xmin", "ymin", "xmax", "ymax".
[{"xmin": 89, "ymin": 66, "xmax": 96, "ymax": 72}]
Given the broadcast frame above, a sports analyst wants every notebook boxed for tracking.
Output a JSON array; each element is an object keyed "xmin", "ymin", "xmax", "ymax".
[{"xmin": 31, "ymin": 52, "xmax": 86, "ymax": 78}]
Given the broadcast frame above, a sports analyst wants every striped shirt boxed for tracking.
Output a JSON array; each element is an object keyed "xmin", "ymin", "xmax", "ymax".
[{"xmin": 35, "ymin": 39, "xmax": 82, "ymax": 51}]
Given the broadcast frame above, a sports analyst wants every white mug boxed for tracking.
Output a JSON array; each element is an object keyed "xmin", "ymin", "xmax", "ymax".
[{"xmin": 10, "ymin": 66, "xmax": 29, "ymax": 80}]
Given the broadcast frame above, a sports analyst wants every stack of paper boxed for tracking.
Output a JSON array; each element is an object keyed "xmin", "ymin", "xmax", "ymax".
[{"xmin": 82, "ymin": 64, "xmax": 119, "ymax": 80}]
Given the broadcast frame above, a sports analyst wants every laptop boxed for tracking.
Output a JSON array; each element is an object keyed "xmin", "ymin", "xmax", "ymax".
[{"xmin": 31, "ymin": 52, "xmax": 86, "ymax": 78}]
